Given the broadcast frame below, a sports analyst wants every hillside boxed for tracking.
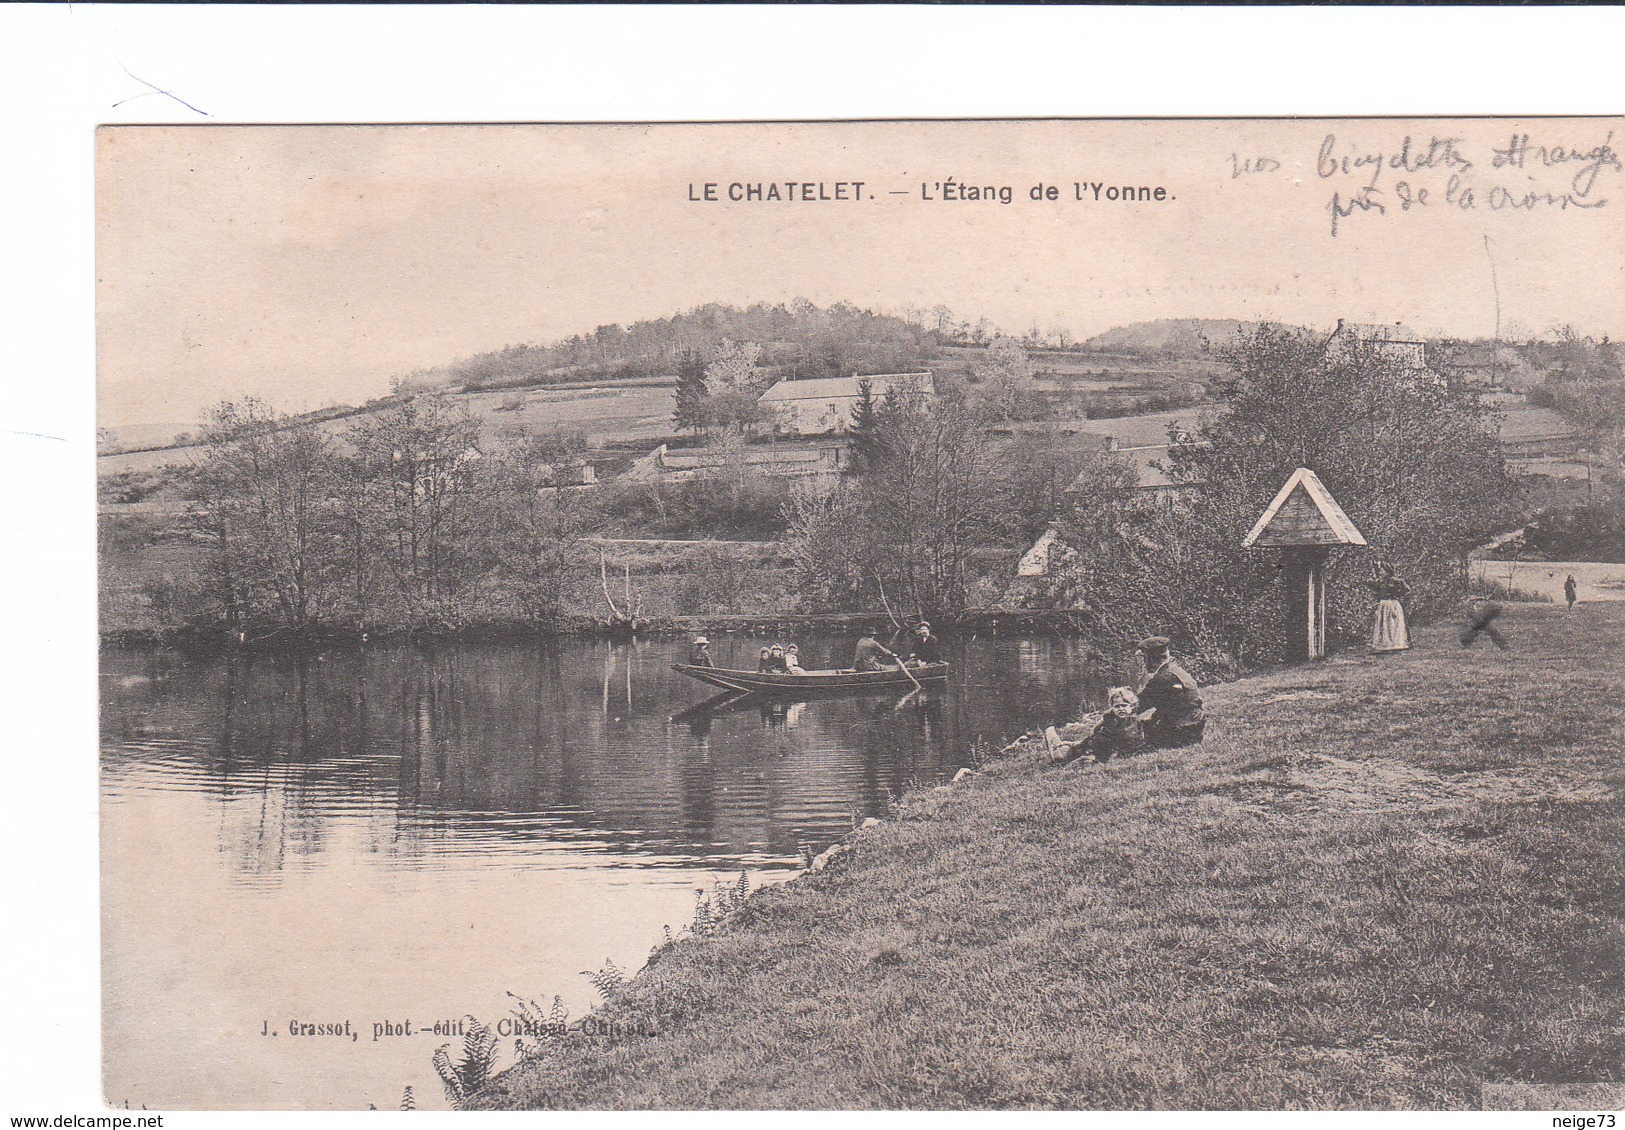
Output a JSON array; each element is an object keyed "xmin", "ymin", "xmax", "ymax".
[
  {"xmin": 1080, "ymin": 318, "xmax": 1288, "ymax": 356},
  {"xmin": 474, "ymin": 603, "xmax": 1625, "ymax": 1109},
  {"xmin": 397, "ymin": 301, "xmax": 935, "ymax": 395}
]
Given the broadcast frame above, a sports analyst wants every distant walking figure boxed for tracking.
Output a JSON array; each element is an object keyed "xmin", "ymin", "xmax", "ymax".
[
  {"xmin": 1564, "ymin": 574, "xmax": 1578, "ymax": 610},
  {"xmin": 1367, "ymin": 563, "xmax": 1411, "ymax": 653},
  {"xmin": 1460, "ymin": 600, "xmax": 1509, "ymax": 650}
]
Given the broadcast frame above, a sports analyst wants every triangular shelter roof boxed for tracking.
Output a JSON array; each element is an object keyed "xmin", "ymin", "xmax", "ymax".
[{"xmin": 1242, "ymin": 467, "xmax": 1368, "ymax": 548}]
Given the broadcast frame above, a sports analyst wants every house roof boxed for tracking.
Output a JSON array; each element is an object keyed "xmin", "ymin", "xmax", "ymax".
[
  {"xmin": 1328, "ymin": 320, "xmax": 1424, "ymax": 345},
  {"xmin": 757, "ymin": 372, "xmax": 933, "ymax": 403},
  {"xmin": 1242, "ymin": 467, "xmax": 1367, "ymax": 548}
]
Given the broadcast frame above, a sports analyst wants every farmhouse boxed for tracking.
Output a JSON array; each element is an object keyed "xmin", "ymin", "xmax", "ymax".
[
  {"xmin": 1325, "ymin": 320, "xmax": 1440, "ymax": 383},
  {"xmin": 1016, "ymin": 434, "xmax": 1207, "ymax": 579},
  {"xmin": 757, "ymin": 372, "xmax": 934, "ymax": 436}
]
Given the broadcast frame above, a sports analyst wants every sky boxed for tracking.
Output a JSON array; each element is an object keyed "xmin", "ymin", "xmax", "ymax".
[{"xmin": 98, "ymin": 118, "xmax": 1625, "ymax": 430}]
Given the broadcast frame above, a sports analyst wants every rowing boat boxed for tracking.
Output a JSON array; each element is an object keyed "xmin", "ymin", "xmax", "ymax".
[{"xmin": 672, "ymin": 662, "xmax": 950, "ymax": 695}]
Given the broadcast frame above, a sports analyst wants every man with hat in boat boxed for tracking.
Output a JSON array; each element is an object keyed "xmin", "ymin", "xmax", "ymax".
[
  {"xmin": 903, "ymin": 620, "xmax": 943, "ymax": 666},
  {"xmin": 853, "ymin": 634, "xmax": 902, "ymax": 672},
  {"xmin": 688, "ymin": 635, "xmax": 713, "ymax": 667},
  {"xmin": 1134, "ymin": 636, "xmax": 1205, "ymax": 748}
]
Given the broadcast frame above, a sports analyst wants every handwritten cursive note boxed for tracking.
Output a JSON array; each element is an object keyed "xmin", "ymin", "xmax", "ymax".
[{"xmin": 1314, "ymin": 130, "xmax": 1621, "ymax": 236}]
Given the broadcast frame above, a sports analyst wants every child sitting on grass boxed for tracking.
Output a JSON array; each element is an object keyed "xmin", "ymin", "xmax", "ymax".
[{"xmin": 1045, "ymin": 687, "xmax": 1146, "ymax": 766}]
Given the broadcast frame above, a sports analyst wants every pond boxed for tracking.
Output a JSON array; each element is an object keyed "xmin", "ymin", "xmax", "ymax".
[{"xmin": 100, "ymin": 631, "xmax": 1120, "ymax": 1109}]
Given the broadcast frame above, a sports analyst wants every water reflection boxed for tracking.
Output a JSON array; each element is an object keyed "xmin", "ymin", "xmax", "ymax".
[
  {"xmin": 104, "ymin": 636, "xmax": 1117, "ymax": 883},
  {"xmin": 100, "ymin": 633, "xmax": 1115, "ymax": 1108}
]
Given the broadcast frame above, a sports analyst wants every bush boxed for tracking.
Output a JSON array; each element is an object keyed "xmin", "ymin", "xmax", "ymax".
[
  {"xmin": 600, "ymin": 473, "xmax": 792, "ymax": 540},
  {"xmin": 1522, "ymin": 502, "xmax": 1625, "ymax": 561}
]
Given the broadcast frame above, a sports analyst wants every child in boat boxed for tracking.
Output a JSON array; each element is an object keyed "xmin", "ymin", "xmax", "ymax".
[
  {"xmin": 784, "ymin": 645, "xmax": 807, "ymax": 674},
  {"xmin": 762, "ymin": 644, "xmax": 791, "ymax": 674},
  {"xmin": 1045, "ymin": 687, "xmax": 1146, "ymax": 766},
  {"xmin": 757, "ymin": 646, "xmax": 774, "ymax": 673}
]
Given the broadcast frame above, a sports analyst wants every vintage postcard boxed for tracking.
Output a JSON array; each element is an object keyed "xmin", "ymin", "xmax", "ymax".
[{"xmin": 96, "ymin": 118, "xmax": 1624, "ymax": 1111}]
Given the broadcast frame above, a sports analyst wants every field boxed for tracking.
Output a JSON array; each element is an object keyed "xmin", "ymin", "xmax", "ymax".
[
  {"xmin": 1472, "ymin": 559, "xmax": 1625, "ymax": 604},
  {"xmin": 97, "ymin": 379, "xmax": 682, "ymax": 476},
  {"xmin": 473, "ymin": 603, "xmax": 1625, "ymax": 1110}
]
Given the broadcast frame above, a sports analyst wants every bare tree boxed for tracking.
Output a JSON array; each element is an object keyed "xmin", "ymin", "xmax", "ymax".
[
  {"xmin": 490, "ymin": 435, "xmax": 599, "ymax": 627},
  {"xmin": 343, "ymin": 392, "xmax": 489, "ymax": 628},
  {"xmin": 186, "ymin": 398, "xmax": 337, "ymax": 634}
]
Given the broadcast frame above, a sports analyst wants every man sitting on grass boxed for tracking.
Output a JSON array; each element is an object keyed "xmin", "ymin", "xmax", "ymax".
[{"xmin": 1134, "ymin": 636, "xmax": 1206, "ymax": 748}]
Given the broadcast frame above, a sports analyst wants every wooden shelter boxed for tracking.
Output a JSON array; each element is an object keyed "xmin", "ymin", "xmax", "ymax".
[{"xmin": 1242, "ymin": 468, "xmax": 1367, "ymax": 660}]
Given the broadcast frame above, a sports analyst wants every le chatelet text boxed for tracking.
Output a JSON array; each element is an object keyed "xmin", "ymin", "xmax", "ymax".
[{"xmin": 689, "ymin": 182, "xmax": 866, "ymax": 203}]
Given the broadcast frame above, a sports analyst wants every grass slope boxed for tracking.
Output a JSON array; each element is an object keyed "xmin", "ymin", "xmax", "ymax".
[{"xmin": 476, "ymin": 603, "xmax": 1624, "ymax": 1110}]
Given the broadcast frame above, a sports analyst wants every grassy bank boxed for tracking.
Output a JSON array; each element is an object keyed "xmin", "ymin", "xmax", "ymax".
[{"xmin": 473, "ymin": 602, "xmax": 1624, "ymax": 1109}]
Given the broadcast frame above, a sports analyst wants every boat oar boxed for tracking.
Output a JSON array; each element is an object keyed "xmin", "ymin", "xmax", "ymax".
[{"xmin": 891, "ymin": 647, "xmax": 922, "ymax": 691}]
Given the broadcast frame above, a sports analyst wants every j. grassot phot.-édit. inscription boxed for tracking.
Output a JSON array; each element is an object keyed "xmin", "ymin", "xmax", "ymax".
[
  {"xmin": 260, "ymin": 1016, "xmax": 654, "ymax": 1042},
  {"xmin": 686, "ymin": 179, "xmax": 1173, "ymax": 204}
]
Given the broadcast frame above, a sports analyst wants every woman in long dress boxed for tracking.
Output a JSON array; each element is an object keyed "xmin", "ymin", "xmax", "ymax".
[{"xmin": 1368, "ymin": 563, "xmax": 1410, "ymax": 652}]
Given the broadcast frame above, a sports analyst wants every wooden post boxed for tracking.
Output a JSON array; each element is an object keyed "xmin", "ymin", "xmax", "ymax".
[
  {"xmin": 1281, "ymin": 547, "xmax": 1331, "ymax": 661},
  {"xmin": 1280, "ymin": 549, "xmax": 1325, "ymax": 661}
]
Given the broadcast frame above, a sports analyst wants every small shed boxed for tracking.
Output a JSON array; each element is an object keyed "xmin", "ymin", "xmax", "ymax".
[{"xmin": 1243, "ymin": 468, "xmax": 1367, "ymax": 660}]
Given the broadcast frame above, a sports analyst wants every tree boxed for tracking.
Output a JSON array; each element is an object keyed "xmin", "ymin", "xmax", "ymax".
[
  {"xmin": 783, "ymin": 482, "xmax": 880, "ymax": 612},
  {"xmin": 696, "ymin": 339, "xmax": 771, "ymax": 434},
  {"xmin": 186, "ymin": 398, "xmax": 338, "ymax": 633},
  {"xmin": 973, "ymin": 336, "xmax": 1040, "ymax": 421},
  {"xmin": 489, "ymin": 433, "xmax": 599, "ymax": 626},
  {"xmin": 705, "ymin": 338, "xmax": 767, "ymax": 394},
  {"xmin": 999, "ymin": 426, "xmax": 1123, "ymax": 543},
  {"xmin": 343, "ymin": 392, "xmax": 491, "ymax": 628},
  {"xmin": 864, "ymin": 394, "xmax": 1010, "ymax": 617},
  {"xmin": 847, "ymin": 378, "xmax": 882, "ymax": 471},
  {"xmin": 1043, "ymin": 324, "xmax": 1516, "ymax": 668},
  {"xmin": 787, "ymin": 383, "xmax": 1008, "ymax": 618},
  {"xmin": 672, "ymin": 348, "xmax": 710, "ymax": 436}
]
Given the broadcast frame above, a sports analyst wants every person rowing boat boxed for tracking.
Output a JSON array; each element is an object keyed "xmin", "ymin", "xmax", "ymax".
[{"xmin": 853, "ymin": 635, "xmax": 903, "ymax": 672}]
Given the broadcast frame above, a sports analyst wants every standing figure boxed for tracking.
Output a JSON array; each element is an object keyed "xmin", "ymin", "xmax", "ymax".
[
  {"xmin": 1564, "ymin": 574, "xmax": 1578, "ymax": 611},
  {"xmin": 1367, "ymin": 562, "xmax": 1411, "ymax": 653},
  {"xmin": 1135, "ymin": 636, "xmax": 1206, "ymax": 748}
]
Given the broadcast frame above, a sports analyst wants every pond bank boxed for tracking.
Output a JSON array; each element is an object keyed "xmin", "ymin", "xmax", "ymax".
[
  {"xmin": 100, "ymin": 606, "xmax": 1099, "ymax": 654},
  {"xmin": 471, "ymin": 602, "xmax": 1625, "ymax": 1109}
]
